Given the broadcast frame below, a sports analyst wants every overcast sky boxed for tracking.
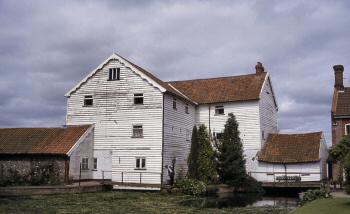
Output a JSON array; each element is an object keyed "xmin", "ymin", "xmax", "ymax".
[{"xmin": 1, "ymin": 0, "xmax": 350, "ymax": 145}]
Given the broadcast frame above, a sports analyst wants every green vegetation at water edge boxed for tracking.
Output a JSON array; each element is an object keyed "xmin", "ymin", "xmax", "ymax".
[{"xmin": 292, "ymin": 198, "xmax": 350, "ymax": 214}]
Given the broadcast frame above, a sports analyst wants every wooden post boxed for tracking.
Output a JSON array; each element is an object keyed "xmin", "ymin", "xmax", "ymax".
[
  {"xmin": 79, "ymin": 163, "xmax": 82, "ymax": 187},
  {"xmin": 140, "ymin": 172, "xmax": 142, "ymax": 184},
  {"xmin": 122, "ymin": 172, "xmax": 124, "ymax": 184},
  {"xmin": 102, "ymin": 171, "xmax": 105, "ymax": 184}
]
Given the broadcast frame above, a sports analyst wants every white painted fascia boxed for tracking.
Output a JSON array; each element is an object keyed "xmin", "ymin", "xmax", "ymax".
[
  {"xmin": 66, "ymin": 124, "xmax": 94, "ymax": 156},
  {"xmin": 65, "ymin": 53, "xmax": 166, "ymax": 97}
]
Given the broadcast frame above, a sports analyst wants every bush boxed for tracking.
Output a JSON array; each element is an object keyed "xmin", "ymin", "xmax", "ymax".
[
  {"xmin": 301, "ymin": 188, "xmax": 331, "ymax": 205},
  {"xmin": 239, "ymin": 176, "xmax": 264, "ymax": 193},
  {"xmin": 177, "ymin": 179, "xmax": 207, "ymax": 196}
]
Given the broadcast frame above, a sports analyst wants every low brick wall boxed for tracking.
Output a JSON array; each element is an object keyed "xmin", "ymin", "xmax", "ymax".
[{"xmin": 0, "ymin": 155, "xmax": 67, "ymax": 185}]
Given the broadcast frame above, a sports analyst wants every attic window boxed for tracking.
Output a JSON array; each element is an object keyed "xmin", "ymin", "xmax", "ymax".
[
  {"xmin": 215, "ymin": 106, "xmax": 224, "ymax": 115},
  {"xmin": 108, "ymin": 68, "xmax": 120, "ymax": 81},
  {"xmin": 134, "ymin": 93, "xmax": 144, "ymax": 105},
  {"xmin": 173, "ymin": 98, "xmax": 177, "ymax": 110},
  {"xmin": 83, "ymin": 95, "xmax": 93, "ymax": 107},
  {"xmin": 185, "ymin": 104, "xmax": 189, "ymax": 114}
]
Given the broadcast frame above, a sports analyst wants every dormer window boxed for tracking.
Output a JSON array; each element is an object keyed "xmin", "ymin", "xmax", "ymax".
[
  {"xmin": 215, "ymin": 106, "xmax": 224, "ymax": 115},
  {"xmin": 83, "ymin": 95, "xmax": 93, "ymax": 107},
  {"xmin": 108, "ymin": 68, "xmax": 120, "ymax": 81}
]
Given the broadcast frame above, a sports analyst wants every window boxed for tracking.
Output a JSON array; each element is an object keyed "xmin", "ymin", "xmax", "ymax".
[
  {"xmin": 83, "ymin": 95, "xmax": 93, "ymax": 107},
  {"xmin": 216, "ymin": 132, "xmax": 223, "ymax": 140},
  {"xmin": 173, "ymin": 98, "xmax": 177, "ymax": 110},
  {"xmin": 215, "ymin": 106, "xmax": 224, "ymax": 115},
  {"xmin": 93, "ymin": 158, "xmax": 97, "ymax": 170},
  {"xmin": 81, "ymin": 157, "xmax": 89, "ymax": 170},
  {"xmin": 185, "ymin": 104, "xmax": 189, "ymax": 114},
  {"xmin": 186, "ymin": 129, "xmax": 190, "ymax": 141},
  {"xmin": 136, "ymin": 157, "xmax": 146, "ymax": 169},
  {"xmin": 108, "ymin": 68, "xmax": 120, "ymax": 80},
  {"xmin": 134, "ymin": 93, "xmax": 144, "ymax": 105},
  {"xmin": 346, "ymin": 124, "xmax": 350, "ymax": 135},
  {"xmin": 132, "ymin": 125, "xmax": 143, "ymax": 138}
]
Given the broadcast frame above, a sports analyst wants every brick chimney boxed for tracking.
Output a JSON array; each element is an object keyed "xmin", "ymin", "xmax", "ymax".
[
  {"xmin": 255, "ymin": 62, "xmax": 264, "ymax": 75},
  {"xmin": 334, "ymin": 65, "xmax": 344, "ymax": 90}
]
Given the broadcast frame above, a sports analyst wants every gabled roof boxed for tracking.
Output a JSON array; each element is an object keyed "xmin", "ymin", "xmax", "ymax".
[
  {"xmin": 66, "ymin": 53, "xmax": 195, "ymax": 104},
  {"xmin": 0, "ymin": 125, "xmax": 91, "ymax": 155},
  {"xmin": 258, "ymin": 132, "xmax": 323, "ymax": 164},
  {"xmin": 332, "ymin": 87, "xmax": 350, "ymax": 117},
  {"xmin": 168, "ymin": 73, "xmax": 267, "ymax": 104}
]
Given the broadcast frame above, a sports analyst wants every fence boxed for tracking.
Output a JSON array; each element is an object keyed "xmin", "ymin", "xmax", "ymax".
[
  {"xmin": 248, "ymin": 171, "xmax": 322, "ymax": 183},
  {"xmin": 102, "ymin": 171, "xmax": 161, "ymax": 185}
]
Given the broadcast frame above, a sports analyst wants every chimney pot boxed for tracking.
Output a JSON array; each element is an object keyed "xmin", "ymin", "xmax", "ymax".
[
  {"xmin": 334, "ymin": 64, "xmax": 344, "ymax": 90},
  {"xmin": 255, "ymin": 62, "xmax": 264, "ymax": 74}
]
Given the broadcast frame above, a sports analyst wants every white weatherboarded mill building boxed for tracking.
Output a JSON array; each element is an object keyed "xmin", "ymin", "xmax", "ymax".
[{"xmin": 65, "ymin": 53, "xmax": 324, "ymax": 188}]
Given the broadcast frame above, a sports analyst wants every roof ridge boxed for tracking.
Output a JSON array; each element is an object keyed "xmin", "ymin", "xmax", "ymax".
[{"xmin": 168, "ymin": 72, "xmax": 265, "ymax": 83}]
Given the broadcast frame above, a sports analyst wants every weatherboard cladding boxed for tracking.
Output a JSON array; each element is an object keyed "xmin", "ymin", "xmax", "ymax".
[
  {"xmin": 0, "ymin": 125, "xmax": 90, "ymax": 155},
  {"xmin": 258, "ymin": 132, "xmax": 322, "ymax": 164}
]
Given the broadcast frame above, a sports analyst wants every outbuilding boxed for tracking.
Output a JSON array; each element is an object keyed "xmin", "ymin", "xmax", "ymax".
[{"xmin": 0, "ymin": 125, "xmax": 94, "ymax": 185}]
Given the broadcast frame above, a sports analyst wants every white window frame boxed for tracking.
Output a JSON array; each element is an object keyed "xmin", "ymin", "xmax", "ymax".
[
  {"xmin": 345, "ymin": 124, "xmax": 350, "ymax": 135},
  {"xmin": 108, "ymin": 68, "xmax": 120, "ymax": 81},
  {"xmin": 215, "ymin": 105, "xmax": 224, "ymax": 115},
  {"xmin": 134, "ymin": 93, "xmax": 144, "ymax": 105},
  {"xmin": 186, "ymin": 129, "xmax": 190, "ymax": 141},
  {"xmin": 81, "ymin": 157, "xmax": 89, "ymax": 170},
  {"xmin": 135, "ymin": 157, "xmax": 146, "ymax": 170},
  {"xmin": 83, "ymin": 95, "xmax": 93, "ymax": 107},
  {"xmin": 132, "ymin": 125, "xmax": 143, "ymax": 138}
]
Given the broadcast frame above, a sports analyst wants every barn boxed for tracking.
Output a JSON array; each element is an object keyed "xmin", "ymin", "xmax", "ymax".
[{"xmin": 0, "ymin": 125, "xmax": 94, "ymax": 185}]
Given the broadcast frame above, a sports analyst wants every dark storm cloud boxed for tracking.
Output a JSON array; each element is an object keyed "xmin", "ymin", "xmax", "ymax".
[{"xmin": 1, "ymin": 0, "xmax": 349, "ymax": 144}]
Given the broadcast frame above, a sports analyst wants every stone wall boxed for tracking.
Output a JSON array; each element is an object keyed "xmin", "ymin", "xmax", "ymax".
[{"xmin": 0, "ymin": 156, "xmax": 67, "ymax": 185}]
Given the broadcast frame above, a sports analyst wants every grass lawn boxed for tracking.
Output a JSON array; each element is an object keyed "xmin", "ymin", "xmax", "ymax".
[
  {"xmin": 0, "ymin": 191, "xmax": 290, "ymax": 214},
  {"xmin": 291, "ymin": 198, "xmax": 350, "ymax": 214}
]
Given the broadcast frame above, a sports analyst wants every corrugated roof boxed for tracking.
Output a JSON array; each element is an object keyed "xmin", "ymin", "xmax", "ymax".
[
  {"xmin": 258, "ymin": 132, "xmax": 322, "ymax": 164},
  {"xmin": 168, "ymin": 73, "xmax": 267, "ymax": 104},
  {"xmin": 332, "ymin": 87, "xmax": 350, "ymax": 117},
  {"xmin": 0, "ymin": 125, "xmax": 91, "ymax": 155}
]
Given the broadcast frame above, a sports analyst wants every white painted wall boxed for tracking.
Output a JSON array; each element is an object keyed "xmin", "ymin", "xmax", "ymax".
[
  {"xmin": 66, "ymin": 58, "xmax": 164, "ymax": 185},
  {"xmin": 195, "ymin": 101, "xmax": 261, "ymax": 173},
  {"xmin": 259, "ymin": 75, "xmax": 278, "ymax": 147},
  {"xmin": 163, "ymin": 94, "xmax": 196, "ymax": 184}
]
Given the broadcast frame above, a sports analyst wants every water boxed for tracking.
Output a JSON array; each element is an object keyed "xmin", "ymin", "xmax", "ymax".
[{"xmin": 179, "ymin": 189, "xmax": 300, "ymax": 209}]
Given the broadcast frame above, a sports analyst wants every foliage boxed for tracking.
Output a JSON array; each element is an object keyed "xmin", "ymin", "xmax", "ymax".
[
  {"xmin": 0, "ymin": 162, "xmax": 61, "ymax": 187},
  {"xmin": 187, "ymin": 125, "xmax": 217, "ymax": 184},
  {"xmin": 217, "ymin": 113, "xmax": 246, "ymax": 188},
  {"xmin": 177, "ymin": 178, "xmax": 207, "ymax": 196},
  {"xmin": 239, "ymin": 176, "xmax": 264, "ymax": 193},
  {"xmin": 329, "ymin": 134, "xmax": 350, "ymax": 193},
  {"xmin": 187, "ymin": 126, "xmax": 199, "ymax": 180},
  {"xmin": 301, "ymin": 189, "xmax": 332, "ymax": 205},
  {"xmin": 292, "ymin": 198, "xmax": 350, "ymax": 214}
]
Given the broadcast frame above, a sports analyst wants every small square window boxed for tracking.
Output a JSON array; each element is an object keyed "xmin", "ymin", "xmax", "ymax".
[
  {"xmin": 185, "ymin": 104, "xmax": 189, "ymax": 114},
  {"xmin": 93, "ymin": 158, "xmax": 97, "ymax": 170},
  {"xmin": 346, "ymin": 124, "xmax": 350, "ymax": 135},
  {"xmin": 81, "ymin": 157, "xmax": 89, "ymax": 170},
  {"xmin": 134, "ymin": 93, "xmax": 144, "ymax": 105},
  {"xmin": 215, "ymin": 106, "xmax": 224, "ymax": 115},
  {"xmin": 136, "ymin": 157, "xmax": 146, "ymax": 169},
  {"xmin": 108, "ymin": 68, "xmax": 120, "ymax": 81},
  {"xmin": 173, "ymin": 98, "xmax": 177, "ymax": 110},
  {"xmin": 216, "ymin": 132, "xmax": 223, "ymax": 140},
  {"xmin": 84, "ymin": 95, "xmax": 93, "ymax": 107},
  {"xmin": 133, "ymin": 125, "xmax": 143, "ymax": 138},
  {"xmin": 186, "ymin": 129, "xmax": 190, "ymax": 141}
]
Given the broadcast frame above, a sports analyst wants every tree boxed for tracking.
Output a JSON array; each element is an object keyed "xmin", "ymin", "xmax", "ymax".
[
  {"xmin": 187, "ymin": 125, "xmax": 217, "ymax": 184},
  {"xmin": 217, "ymin": 113, "xmax": 246, "ymax": 187},
  {"xmin": 187, "ymin": 126, "xmax": 199, "ymax": 179},
  {"xmin": 330, "ymin": 134, "xmax": 350, "ymax": 193}
]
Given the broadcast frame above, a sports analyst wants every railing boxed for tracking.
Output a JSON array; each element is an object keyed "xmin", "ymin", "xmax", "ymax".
[
  {"xmin": 101, "ymin": 170, "xmax": 161, "ymax": 186},
  {"xmin": 248, "ymin": 171, "xmax": 322, "ymax": 183}
]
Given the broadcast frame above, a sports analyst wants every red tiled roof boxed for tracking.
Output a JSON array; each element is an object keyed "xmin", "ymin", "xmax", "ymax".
[
  {"xmin": 258, "ymin": 132, "xmax": 322, "ymax": 164},
  {"xmin": 0, "ymin": 125, "xmax": 91, "ymax": 155},
  {"xmin": 332, "ymin": 87, "xmax": 350, "ymax": 117},
  {"xmin": 168, "ymin": 73, "xmax": 267, "ymax": 104}
]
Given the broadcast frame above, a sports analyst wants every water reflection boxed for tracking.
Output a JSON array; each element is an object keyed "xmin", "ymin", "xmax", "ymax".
[{"xmin": 180, "ymin": 192, "xmax": 299, "ymax": 209}]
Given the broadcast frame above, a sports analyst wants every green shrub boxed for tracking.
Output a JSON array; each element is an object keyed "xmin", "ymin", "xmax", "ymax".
[
  {"xmin": 301, "ymin": 188, "xmax": 331, "ymax": 205},
  {"xmin": 239, "ymin": 176, "xmax": 264, "ymax": 193},
  {"xmin": 177, "ymin": 179, "xmax": 206, "ymax": 196}
]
